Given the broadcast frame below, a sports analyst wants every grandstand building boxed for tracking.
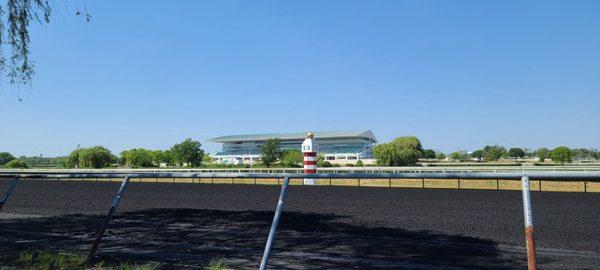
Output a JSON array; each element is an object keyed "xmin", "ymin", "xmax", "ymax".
[{"xmin": 209, "ymin": 130, "xmax": 377, "ymax": 165}]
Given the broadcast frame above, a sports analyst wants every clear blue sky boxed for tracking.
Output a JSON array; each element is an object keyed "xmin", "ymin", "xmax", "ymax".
[{"xmin": 0, "ymin": 0, "xmax": 599, "ymax": 157}]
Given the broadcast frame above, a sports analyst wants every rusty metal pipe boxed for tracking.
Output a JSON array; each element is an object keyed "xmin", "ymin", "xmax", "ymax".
[{"xmin": 521, "ymin": 175, "xmax": 536, "ymax": 270}]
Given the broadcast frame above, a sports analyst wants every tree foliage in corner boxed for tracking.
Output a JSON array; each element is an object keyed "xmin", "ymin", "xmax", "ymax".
[
  {"xmin": 0, "ymin": 0, "xmax": 51, "ymax": 84},
  {"xmin": 0, "ymin": 1, "xmax": 90, "ymax": 86},
  {"xmin": 170, "ymin": 138, "xmax": 204, "ymax": 167},
  {"xmin": 373, "ymin": 136, "xmax": 423, "ymax": 166},
  {"xmin": 260, "ymin": 138, "xmax": 281, "ymax": 167}
]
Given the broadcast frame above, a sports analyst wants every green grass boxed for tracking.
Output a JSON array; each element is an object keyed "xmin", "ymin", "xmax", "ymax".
[
  {"xmin": 205, "ymin": 258, "xmax": 232, "ymax": 270},
  {"xmin": 5, "ymin": 250, "xmax": 159, "ymax": 270}
]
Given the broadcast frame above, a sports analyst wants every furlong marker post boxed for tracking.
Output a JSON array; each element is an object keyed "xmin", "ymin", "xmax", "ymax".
[
  {"xmin": 259, "ymin": 176, "xmax": 290, "ymax": 270},
  {"xmin": 87, "ymin": 176, "xmax": 131, "ymax": 261},
  {"xmin": 0, "ymin": 177, "xmax": 19, "ymax": 211},
  {"xmin": 521, "ymin": 175, "xmax": 536, "ymax": 270},
  {"xmin": 302, "ymin": 132, "xmax": 318, "ymax": 185}
]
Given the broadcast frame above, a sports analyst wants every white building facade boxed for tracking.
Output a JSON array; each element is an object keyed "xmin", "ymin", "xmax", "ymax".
[{"xmin": 209, "ymin": 130, "xmax": 377, "ymax": 165}]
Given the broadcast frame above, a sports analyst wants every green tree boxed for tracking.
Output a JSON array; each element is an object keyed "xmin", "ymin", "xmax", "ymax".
[
  {"xmin": 535, "ymin": 148, "xmax": 550, "ymax": 162},
  {"xmin": 373, "ymin": 143, "xmax": 397, "ymax": 166},
  {"xmin": 436, "ymin": 152, "xmax": 446, "ymax": 160},
  {"xmin": 78, "ymin": 146, "xmax": 116, "ymax": 168},
  {"xmin": 0, "ymin": 152, "xmax": 16, "ymax": 165},
  {"xmin": 571, "ymin": 148, "xmax": 597, "ymax": 161},
  {"xmin": 260, "ymin": 138, "xmax": 281, "ymax": 167},
  {"xmin": 373, "ymin": 136, "xmax": 423, "ymax": 166},
  {"xmin": 355, "ymin": 160, "xmax": 364, "ymax": 167},
  {"xmin": 421, "ymin": 149, "xmax": 436, "ymax": 161},
  {"xmin": 482, "ymin": 145, "xmax": 507, "ymax": 161},
  {"xmin": 66, "ymin": 146, "xmax": 115, "ymax": 168},
  {"xmin": 320, "ymin": 160, "xmax": 333, "ymax": 167},
  {"xmin": 550, "ymin": 146, "xmax": 573, "ymax": 164},
  {"xmin": 152, "ymin": 150, "xmax": 174, "ymax": 166},
  {"xmin": 66, "ymin": 148, "xmax": 84, "ymax": 168},
  {"xmin": 471, "ymin": 150, "xmax": 485, "ymax": 161},
  {"xmin": 391, "ymin": 136, "xmax": 423, "ymax": 153},
  {"xmin": 450, "ymin": 151, "xmax": 469, "ymax": 162},
  {"xmin": 203, "ymin": 154, "xmax": 214, "ymax": 164},
  {"xmin": 316, "ymin": 154, "xmax": 334, "ymax": 167},
  {"xmin": 170, "ymin": 139, "xmax": 204, "ymax": 167},
  {"xmin": 281, "ymin": 149, "xmax": 303, "ymax": 167},
  {"xmin": 4, "ymin": 159, "xmax": 27, "ymax": 168},
  {"xmin": 507, "ymin": 147, "xmax": 525, "ymax": 161},
  {"xmin": 121, "ymin": 148, "xmax": 155, "ymax": 168},
  {"xmin": 15, "ymin": 156, "xmax": 65, "ymax": 168}
]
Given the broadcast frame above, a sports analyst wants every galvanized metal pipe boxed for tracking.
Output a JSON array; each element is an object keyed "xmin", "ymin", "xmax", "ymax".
[
  {"xmin": 2, "ymin": 171, "xmax": 600, "ymax": 181},
  {"xmin": 0, "ymin": 177, "xmax": 19, "ymax": 211},
  {"xmin": 259, "ymin": 176, "xmax": 290, "ymax": 270},
  {"xmin": 521, "ymin": 175, "xmax": 536, "ymax": 270},
  {"xmin": 87, "ymin": 176, "xmax": 131, "ymax": 261}
]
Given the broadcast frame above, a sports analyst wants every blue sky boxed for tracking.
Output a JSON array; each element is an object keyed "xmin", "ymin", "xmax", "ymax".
[{"xmin": 0, "ymin": 0, "xmax": 599, "ymax": 157}]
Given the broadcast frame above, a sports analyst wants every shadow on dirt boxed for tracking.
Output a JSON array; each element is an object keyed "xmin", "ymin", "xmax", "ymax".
[{"xmin": 0, "ymin": 208, "xmax": 526, "ymax": 269}]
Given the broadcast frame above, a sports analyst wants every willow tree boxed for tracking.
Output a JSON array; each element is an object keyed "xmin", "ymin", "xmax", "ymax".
[
  {"xmin": 373, "ymin": 136, "xmax": 423, "ymax": 166},
  {"xmin": 0, "ymin": 1, "xmax": 89, "ymax": 86},
  {"xmin": 0, "ymin": 0, "xmax": 51, "ymax": 85}
]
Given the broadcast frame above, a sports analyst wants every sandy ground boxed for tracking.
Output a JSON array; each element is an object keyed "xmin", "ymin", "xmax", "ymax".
[{"xmin": 1, "ymin": 179, "xmax": 600, "ymax": 269}]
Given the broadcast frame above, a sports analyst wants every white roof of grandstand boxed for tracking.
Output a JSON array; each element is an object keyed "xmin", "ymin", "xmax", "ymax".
[{"xmin": 209, "ymin": 130, "xmax": 377, "ymax": 143}]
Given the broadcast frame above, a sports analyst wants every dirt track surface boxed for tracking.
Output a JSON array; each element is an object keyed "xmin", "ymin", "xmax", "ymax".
[{"xmin": 1, "ymin": 179, "xmax": 600, "ymax": 269}]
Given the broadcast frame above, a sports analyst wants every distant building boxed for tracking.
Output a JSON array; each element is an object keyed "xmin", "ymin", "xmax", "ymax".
[{"xmin": 209, "ymin": 130, "xmax": 377, "ymax": 165}]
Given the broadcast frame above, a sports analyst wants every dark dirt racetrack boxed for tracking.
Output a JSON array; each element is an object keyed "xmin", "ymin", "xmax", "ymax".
[{"xmin": 1, "ymin": 179, "xmax": 600, "ymax": 269}]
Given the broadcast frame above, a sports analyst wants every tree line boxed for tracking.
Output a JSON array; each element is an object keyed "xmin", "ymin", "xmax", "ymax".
[
  {"xmin": 372, "ymin": 137, "xmax": 598, "ymax": 166},
  {"xmin": 64, "ymin": 138, "xmax": 206, "ymax": 168},
  {"xmin": 0, "ymin": 138, "xmax": 206, "ymax": 169},
  {"xmin": 1, "ymin": 137, "xmax": 598, "ymax": 169},
  {"xmin": 447, "ymin": 146, "xmax": 592, "ymax": 165},
  {"xmin": 444, "ymin": 146, "xmax": 586, "ymax": 165}
]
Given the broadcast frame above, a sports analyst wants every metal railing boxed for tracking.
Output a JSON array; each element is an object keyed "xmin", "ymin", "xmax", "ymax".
[
  {"xmin": 2, "ymin": 171, "xmax": 600, "ymax": 270},
  {"xmin": 2, "ymin": 164, "xmax": 600, "ymax": 174}
]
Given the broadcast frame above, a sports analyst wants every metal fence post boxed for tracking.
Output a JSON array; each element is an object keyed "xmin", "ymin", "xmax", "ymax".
[
  {"xmin": 87, "ymin": 176, "xmax": 131, "ymax": 261},
  {"xmin": 0, "ymin": 177, "xmax": 19, "ymax": 211},
  {"xmin": 259, "ymin": 176, "xmax": 290, "ymax": 270},
  {"xmin": 521, "ymin": 175, "xmax": 536, "ymax": 270}
]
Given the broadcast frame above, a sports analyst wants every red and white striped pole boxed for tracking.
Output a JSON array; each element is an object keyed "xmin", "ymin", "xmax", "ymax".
[{"xmin": 302, "ymin": 132, "xmax": 318, "ymax": 185}]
